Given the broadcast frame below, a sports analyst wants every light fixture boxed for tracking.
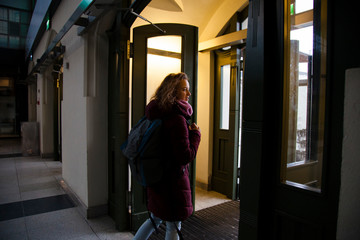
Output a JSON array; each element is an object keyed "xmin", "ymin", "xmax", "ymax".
[{"xmin": 46, "ymin": 15, "xmax": 51, "ymax": 30}]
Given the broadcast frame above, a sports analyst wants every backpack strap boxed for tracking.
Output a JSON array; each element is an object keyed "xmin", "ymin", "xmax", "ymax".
[
  {"xmin": 148, "ymin": 211, "xmax": 159, "ymax": 235},
  {"xmin": 174, "ymin": 222, "xmax": 184, "ymax": 240}
]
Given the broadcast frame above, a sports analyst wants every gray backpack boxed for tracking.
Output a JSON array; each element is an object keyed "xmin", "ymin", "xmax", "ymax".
[{"xmin": 121, "ymin": 116, "xmax": 164, "ymax": 186}]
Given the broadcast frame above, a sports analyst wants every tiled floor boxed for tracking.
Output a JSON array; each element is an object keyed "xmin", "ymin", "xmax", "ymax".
[
  {"xmin": 0, "ymin": 156, "xmax": 135, "ymax": 240},
  {"xmin": 195, "ymin": 187, "xmax": 231, "ymax": 211},
  {"xmin": 0, "ymin": 138, "xmax": 230, "ymax": 240}
]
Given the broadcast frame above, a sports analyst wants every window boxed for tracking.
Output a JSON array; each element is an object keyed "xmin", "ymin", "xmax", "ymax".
[
  {"xmin": 9, "ymin": 10, "xmax": 20, "ymax": 22},
  {"xmin": 220, "ymin": 64, "xmax": 231, "ymax": 130},
  {"xmin": 20, "ymin": 24, "xmax": 28, "ymax": 37},
  {"xmin": 146, "ymin": 35, "xmax": 182, "ymax": 103},
  {"xmin": 241, "ymin": 18, "xmax": 248, "ymax": 30},
  {"xmin": 9, "ymin": 36, "xmax": 20, "ymax": 48},
  {"xmin": 0, "ymin": 20, "xmax": 7, "ymax": 34},
  {"xmin": 0, "ymin": 35, "xmax": 7, "ymax": 47},
  {"xmin": 0, "ymin": 8, "xmax": 8, "ymax": 20},
  {"xmin": 0, "ymin": 7, "xmax": 30, "ymax": 49},
  {"xmin": 20, "ymin": 12, "xmax": 30, "ymax": 24},
  {"xmin": 9, "ymin": 22, "xmax": 20, "ymax": 35},
  {"xmin": 281, "ymin": 0, "xmax": 327, "ymax": 192}
]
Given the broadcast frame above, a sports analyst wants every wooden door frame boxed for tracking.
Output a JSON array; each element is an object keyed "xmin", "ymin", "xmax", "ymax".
[{"xmin": 107, "ymin": 0, "xmax": 151, "ymax": 231}]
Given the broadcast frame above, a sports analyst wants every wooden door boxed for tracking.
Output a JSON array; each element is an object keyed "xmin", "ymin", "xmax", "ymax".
[{"xmin": 212, "ymin": 47, "xmax": 241, "ymax": 199}]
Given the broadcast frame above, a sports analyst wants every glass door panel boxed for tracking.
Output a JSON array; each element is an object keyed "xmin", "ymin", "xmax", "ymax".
[
  {"xmin": 220, "ymin": 64, "xmax": 231, "ymax": 130},
  {"xmin": 281, "ymin": 0, "xmax": 326, "ymax": 192},
  {"xmin": 146, "ymin": 36, "xmax": 182, "ymax": 103}
]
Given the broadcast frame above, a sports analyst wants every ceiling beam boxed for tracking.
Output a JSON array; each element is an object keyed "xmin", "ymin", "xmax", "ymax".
[
  {"xmin": 294, "ymin": 9, "xmax": 313, "ymax": 28},
  {"xmin": 199, "ymin": 29, "xmax": 247, "ymax": 52}
]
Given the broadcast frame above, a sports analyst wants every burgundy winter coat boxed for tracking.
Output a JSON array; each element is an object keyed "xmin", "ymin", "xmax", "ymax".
[{"xmin": 145, "ymin": 100, "xmax": 201, "ymax": 221}]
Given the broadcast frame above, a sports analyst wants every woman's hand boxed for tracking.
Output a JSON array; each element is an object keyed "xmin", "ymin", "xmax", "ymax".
[{"xmin": 189, "ymin": 123, "xmax": 200, "ymax": 133}]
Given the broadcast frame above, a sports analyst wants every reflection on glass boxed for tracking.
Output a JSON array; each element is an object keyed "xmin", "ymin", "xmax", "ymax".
[
  {"xmin": 241, "ymin": 18, "xmax": 248, "ymax": 30},
  {"xmin": 146, "ymin": 35, "xmax": 182, "ymax": 103},
  {"xmin": 220, "ymin": 64, "xmax": 230, "ymax": 130},
  {"xmin": 281, "ymin": 0, "xmax": 326, "ymax": 192},
  {"xmin": 295, "ymin": 0, "xmax": 313, "ymax": 14}
]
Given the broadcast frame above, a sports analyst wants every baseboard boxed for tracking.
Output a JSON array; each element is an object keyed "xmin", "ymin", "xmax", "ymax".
[
  {"xmin": 59, "ymin": 178, "xmax": 108, "ymax": 219},
  {"xmin": 41, "ymin": 153, "xmax": 55, "ymax": 158},
  {"xmin": 0, "ymin": 153, "xmax": 22, "ymax": 158}
]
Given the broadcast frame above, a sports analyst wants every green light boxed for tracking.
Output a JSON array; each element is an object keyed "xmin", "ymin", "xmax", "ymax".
[
  {"xmin": 46, "ymin": 19, "xmax": 50, "ymax": 30},
  {"xmin": 290, "ymin": 3, "xmax": 295, "ymax": 15},
  {"xmin": 79, "ymin": 0, "xmax": 94, "ymax": 10}
]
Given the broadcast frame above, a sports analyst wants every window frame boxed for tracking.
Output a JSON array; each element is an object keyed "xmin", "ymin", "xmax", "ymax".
[{"xmin": 280, "ymin": 0, "xmax": 328, "ymax": 193}]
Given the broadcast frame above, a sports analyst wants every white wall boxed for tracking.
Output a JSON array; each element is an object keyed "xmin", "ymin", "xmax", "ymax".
[
  {"xmin": 62, "ymin": 27, "xmax": 89, "ymax": 206},
  {"xmin": 337, "ymin": 68, "xmax": 360, "ymax": 239},
  {"xmin": 196, "ymin": 51, "xmax": 214, "ymax": 187},
  {"xmin": 61, "ymin": 15, "xmax": 112, "ymax": 212},
  {"xmin": 84, "ymin": 20, "xmax": 109, "ymax": 208}
]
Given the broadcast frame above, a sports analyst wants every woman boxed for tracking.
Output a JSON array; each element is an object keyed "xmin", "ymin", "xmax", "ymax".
[{"xmin": 133, "ymin": 73, "xmax": 201, "ymax": 240}]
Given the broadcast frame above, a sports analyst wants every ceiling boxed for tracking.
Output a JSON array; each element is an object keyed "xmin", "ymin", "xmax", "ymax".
[{"xmin": 132, "ymin": 0, "xmax": 248, "ymax": 41}]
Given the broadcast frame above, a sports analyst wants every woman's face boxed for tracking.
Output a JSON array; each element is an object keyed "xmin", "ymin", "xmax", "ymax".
[{"xmin": 176, "ymin": 79, "xmax": 191, "ymax": 102}]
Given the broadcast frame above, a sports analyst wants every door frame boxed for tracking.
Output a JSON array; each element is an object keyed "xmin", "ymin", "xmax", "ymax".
[{"xmin": 108, "ymin": 0, "xmax": 150, "ymax": 231}]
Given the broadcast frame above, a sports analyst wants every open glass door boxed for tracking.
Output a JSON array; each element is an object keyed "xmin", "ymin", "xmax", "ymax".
[
  {"xmin": 274, "ymin": 0, "xmax": 336, "ymax": 239},
  {"xmin": 131, "ymin": 23, "xmax": 198, "ymax": 230},
  {"xmin": 212, "ymin": 47, "xmax": 242, "ymax": 199}
]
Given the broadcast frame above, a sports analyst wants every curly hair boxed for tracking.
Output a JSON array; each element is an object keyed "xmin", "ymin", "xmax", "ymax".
[{"xmin": 151, "ymin": 72, "xmax": 189, "ymax": 111}]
